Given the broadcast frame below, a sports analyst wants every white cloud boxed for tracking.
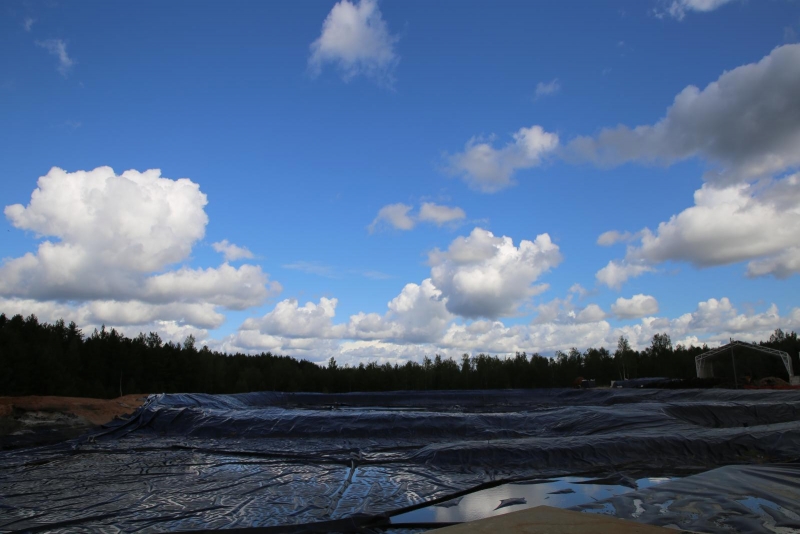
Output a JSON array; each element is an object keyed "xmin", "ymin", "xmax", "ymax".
[
  {"xmin": 418, "ymin": 202, "xmax": 466, "ymax": 225},
  {"xmin": 347, "ymin": 278, "xmax": 453, "ymax": 343},
  {"xmin": 369, "ymin": 202, "xmax": 466, "ymax": 232},
  {"xmin": 568, "ymin": 44, "xmax": 800, "ymax": 184},
  {"xmin": 597, "ymin": 230, "xmax": 634, "ymax": 246},
  {"xmin": 368, "ymin": 203, "xmax": 414, "ymax": 232},
  {"xmin": 379, "ymin": 278, "xmax": 452, "ymax": 342},
  {"xmin": 577, "ymin": 304, "xmax": 607, "ymax": 323},
  {"xmin": 214, "ymin": 328, "xmax": 342, "ymax": 361},
  {"xmin": 612, "ymin": 294, "xmax": 659, "ymax": 319},
  {"xmin": 215, "ymin": 287, "xmax": 800, "ymax": 364},
  {"xmin": 746, "ymin": 248, "xmax": 800, "ymax": 279},
  {"xmin": 347, "ymin": 280, "xmax": 452, "ymax": 343},
  {"xmin": 222, "ymin": 281, "xmax": 450, "ymax": 362},
  {"xmin": 448, "ymin": 125, "xmax": 559, "ymax": 192},
  {"xmin": 335, "ymin": 340, "xmax": 442, "ymax": 366},
  {"xmin": 36, "ymin": 39, "xmax": 74, "ymax": 77},
  {"xmin": 308, "ymin": 0, "xmax": 399, "ymax": 84},
  {"xmin": 662, "ymin": 0, "xmax": 736, "ymax": 20},
  {"xmin": 568, "ymin": 283, "xmax": 588, "ymax": 299},
  {"xmin": 243, "ymin": 297, "xmax": 342, "ymax": 339},
  {"xmin": 534, "ymin": 296, "xmax": 607, "ymax": 325},
  {"xmin": 595, "ymin": 260, "xmax": 655, "ymax": 290},
  {"xmin": 1, "ymin": 167, "xmax": 279, "ymax": 332},
  {"xmin": 429, "ymin": 228, "xmax": 562, "ymax": 319},
  {"xmin": 4, "ymin": 167, "xmax": 207, "ymax": 276},
  {"xmin": 212, "ymin": 239, "xmax": 254, "ymax": 262},
  {"xmin": 440, "ymin": 319, "xmax": 612, "ymax": 356},
  {"xmin": 143, "ymin": 263, "xmax": 279, "ymax": 310},
  {"xmin": 0, "ymin": 297, "xmax": 215, "ymax": 345},
  {"xmin": 613, "ymin": 297, "xmax": 800, "ymax": 351},
  {"xmin": 534, "ymin": 78, "xmax": 560, "ymax": 99},
  {"xmin": 23, "ymin": 17, "xmax": 35, "ymax": 32},
  {"xmin": 606, "ymin": 174, "xmax": 800, "ymax": 281},
  {"xmin": 224, "ymin": 226, "xmax": 564, "ymax": 358},
  {"xmin": 233, "ymin": 279, "xmax": 451, "ymax": 356}
]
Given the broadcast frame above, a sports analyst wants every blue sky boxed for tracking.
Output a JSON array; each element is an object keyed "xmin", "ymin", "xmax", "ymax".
[{"xmin": 2, "ymin": 0, "xmax": 800, "ymax": 364}]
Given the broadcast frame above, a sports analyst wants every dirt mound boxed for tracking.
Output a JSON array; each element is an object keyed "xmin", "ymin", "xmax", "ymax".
[
  {"xmin": 756, "ymin": 376, "xmax": 789, "ymax": 387},
  {"xmin": 0, "ymin": 394, "xmax": 147, "ymax": 449}
]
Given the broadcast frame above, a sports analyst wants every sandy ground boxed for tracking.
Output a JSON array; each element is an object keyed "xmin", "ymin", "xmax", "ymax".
[{"xmin": 0, "ymin": 394, "xmax": 148, "ymax": 450}]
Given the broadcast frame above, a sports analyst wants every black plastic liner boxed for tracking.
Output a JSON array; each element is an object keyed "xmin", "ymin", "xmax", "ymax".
[
  {"xmin": 2, "ymin": 388, "xmax": 800, "ymax": 533},
  {"xmin": 575, "ymin": 463, "xmax": 800, "ymax": 532}
]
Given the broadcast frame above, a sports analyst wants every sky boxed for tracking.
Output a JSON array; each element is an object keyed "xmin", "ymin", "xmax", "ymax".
[{"xmin": 2, "ymin": 0, "xmax": 800, "ymax": 365}]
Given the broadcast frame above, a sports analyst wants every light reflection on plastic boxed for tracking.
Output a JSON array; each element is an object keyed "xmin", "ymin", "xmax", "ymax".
[{"xmin": 392, "ymin": 476, "xmax": 674, "ymax": 524}]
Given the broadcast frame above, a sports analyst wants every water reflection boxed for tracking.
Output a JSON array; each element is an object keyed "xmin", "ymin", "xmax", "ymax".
[{"xmin": 391, "ymin": 476, "xmax": 674, "ymax": 524}]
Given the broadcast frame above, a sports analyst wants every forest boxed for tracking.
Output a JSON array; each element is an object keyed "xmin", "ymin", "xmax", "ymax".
[{"xmin": 1, "ymin": 312, "xmax": 799, "ymax": 399}]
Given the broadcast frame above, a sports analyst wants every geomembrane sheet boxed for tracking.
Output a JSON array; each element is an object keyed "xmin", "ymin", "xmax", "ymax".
[{"xmin": 2, "ymin": 388, "xmax": 800, "ymax": 533}]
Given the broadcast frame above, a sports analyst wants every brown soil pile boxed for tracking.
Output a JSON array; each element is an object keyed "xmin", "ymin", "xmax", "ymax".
[{"xmin": 0, "ymin": 394, "xmax": 148, "ymax": 450}]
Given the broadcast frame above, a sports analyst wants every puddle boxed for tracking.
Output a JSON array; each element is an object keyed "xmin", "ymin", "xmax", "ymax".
[{"xmin": 391, "ymin": 476, "xmax": 674, "ymax": 524}]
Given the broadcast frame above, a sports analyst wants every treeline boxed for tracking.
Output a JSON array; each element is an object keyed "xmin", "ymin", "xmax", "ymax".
[{"xmin": 1, "ymin": 313, "xmax": 799, "ymax": 398}]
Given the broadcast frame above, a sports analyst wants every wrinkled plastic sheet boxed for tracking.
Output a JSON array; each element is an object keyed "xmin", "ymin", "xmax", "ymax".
[
  {"xmin": 1, "ymin": 389, "xmax": 800, "ymax": 533},
  {"xmin": 576, "ymin": 463, "xmax": 800, "ymax": 532}
]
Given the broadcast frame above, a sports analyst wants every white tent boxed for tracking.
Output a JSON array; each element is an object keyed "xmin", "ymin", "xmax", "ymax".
[{"xmin": 695, "ymin": 340, "xmax": 800, "ymax": 385}]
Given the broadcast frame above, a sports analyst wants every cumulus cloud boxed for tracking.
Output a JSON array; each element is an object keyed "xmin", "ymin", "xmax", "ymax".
[
  {"xmin": 345, "ymin": 280, "xmax": 452, "ymax": 343},
  {"xmin": 240, "ymin": 280, "xmax": 451, "ymax": 348},
  {"xmin": 578, "ymin": 304, "xmax": 607, "ymax": 323},
  {"xmin": 223, "ymin": 226, "xmax": 564, "ymax": 359},
  {"xmin": 23, "ymin": 17, "xmax": 35, "ymax": 32},
  {"xmin": 534, "ymin": 296, "xmax": 606, "ymax": 325},
  {"xmin": 368, "ymin": 203, "xmax": 414, "ymax": 233},
  {"xmin": 377, "ymin": 279, "xmax": 452, "ymax": 342},
  {"xmin": 5, "ymin": 167, "xmax": 207, "ymax": 275},
  {"xmin": 212, "ymin": 240, "xmax": 254, "ymax": 262},
  {"xmin": 660, "ymin": 0, "xmax": 736, "ymax": 20},
  {"xmin": 36, "ymin": 39, "xmax": 74, "ymax": 77},
  {"xmin": 308, "ymin": 0, "xmax": 399, "ymax": 84},
  {"xmin": 441, "ymin": 319, "xmax": 612, "ymax": 356},
  {"xmin": 595, "ymin": 260, "xmax": 655, "ymax": 290},
  {"xmin": 568, "ymin": 44, "xmax": 800, "ymax": 184},
  {"xmin": 534, "ymin": 78, "xmax": 560, "ymax": 99},
  {"xmin": 227, "ymin": 223, "xmax": 564, "ymax": 361},
  {"xmin": 614, "ymin": 297, "xmax": 800, "ymax": 351},
  {"xmin": 224, "ymin": 280, "xmax": 451, "ymax": 362},
  {"xmin": 1, "ymin": 167, "xmax": 279, "ymax": 334},
  {"xmin": 429, "ymin": 228, "xmax": 562, "ymax": 319},
  {"xmin": 214, "ymin": 328, "xmax": 342, "ymax": 362},
  {"xmin": 217, "ymin": 285, "xmax": 799, "ymax": 364},
  {"xmin": 612, "ymin": 294, "xmax": 659, "ymax": 319},
  {"xmin": 602, "ymin": 174, "xmax": 800, "ymax": 282},
  {"xmin": 448, "ymin": 125, "xmax": 559, "ymax": 192},
  {"xmin": 143, "ymin": 264, "xmax": 278, "ymax": 310},
  {"xmin": 369, "ymin": 202, "xmax": 465, "ymax": 232},
  {"xmin": 243, "ymin": 298, "xmax": 342, "ymax": 339}
]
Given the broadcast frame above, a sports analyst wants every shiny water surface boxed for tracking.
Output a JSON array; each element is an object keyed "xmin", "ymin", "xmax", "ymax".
[{"xmin": 391, "ymin": 476, "xmax": 674, "ymax": 524}]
